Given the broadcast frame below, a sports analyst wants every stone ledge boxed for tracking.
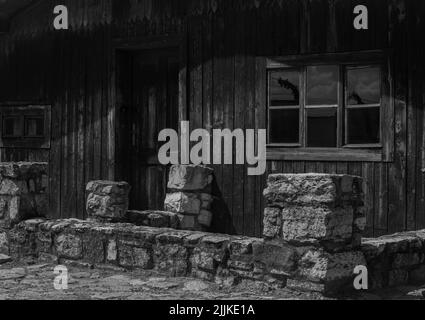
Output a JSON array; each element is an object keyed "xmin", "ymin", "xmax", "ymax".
[
  {"xmin": 362, "ymin": 230, "xmax": 425, "ymax": 289},
  {"xmin": 8, "ymin": 218, "xmax": 368, "ymax": 296}
]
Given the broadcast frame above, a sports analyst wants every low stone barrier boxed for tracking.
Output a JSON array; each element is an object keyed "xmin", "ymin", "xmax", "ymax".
[
  {"xmin": 262, "ymin": 174, "xmax": 367, "ymax": 293},
  {"xmin": 0, "ymin": 162, "xmax": 48, "ymax": 255},
  {"xmin": 362, "ymin": 231, "xmax": 425, "ymax": 288},
  {"xmin": 8, "ymin": 218, "xmax": 287, "ymax": 288},
  {"xmin": 3, "ymin": 169, "xmax": 425, "ymax": 296},
  {"xmin": 86, "ymin": 181, "xmax": 131, "ymax": 222},
  {"xmin": 164, "ymin": 165, "xmax": 214, "ymax": 231}
]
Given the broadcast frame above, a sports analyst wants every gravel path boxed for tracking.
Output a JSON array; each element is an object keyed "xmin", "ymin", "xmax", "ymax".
[{"xmin": 0, "ymin": 261, "xmax": 424, "ymax": 300}]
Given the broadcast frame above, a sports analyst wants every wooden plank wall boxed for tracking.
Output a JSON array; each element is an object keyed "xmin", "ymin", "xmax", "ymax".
[
  {"xmin": 183, "ymin": 0, "xmax": 425, "ymax": 237},
  {"xmin": 0, "ymin": 0, "xmax": 116, "ymax": 220},
  {"xmin": 0, "ymin": 26, "xmax": 114, "ymax": 219},
  {"xmin": 0, "ymin": 0, "xmax": 424, "ymax": 238}
]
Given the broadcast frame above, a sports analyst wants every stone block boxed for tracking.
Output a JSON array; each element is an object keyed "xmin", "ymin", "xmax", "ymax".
[
  {"xmin": 392, "ymin": 253, "xmax": 423, "ymax": 269},
  {"xmin": 280, "ymin": 206, "xmax": 355, "ymax": 244},
  {"xmin": 86, "ymin": 180, "xmax": 131, "ymax": 196},
  {"xmin": 164, "ymin": 192, "xmax": 202, "ymax": 215},
  {"xmin": 409, "ymin": 265, "xmax": 425, "ymax": 284},
  {"xmin": 0, "ymin": 194, "xmax": 47, "ymax": 229},
  {"xmin": 388, "ymin": 269, "xmax": 409, "ymax": 287},
  {"xmin": 0, "ymin": 230, "xmax": 8, "ymax": 254},
  {"xmin": 228, "ymin": 238, "xmax": 259, "ymax": 256},
  {"xmin": 167, "ymin": 165, "xmax": 213, "ymax": 191},
  {"xmin": 118, "ymin": 245, "xmax": 153, "ymax": 269},
  {"xmin": 263, "ymin": 207, "xmax": 282, "ymax": 239},
  {"xmin": 153, "ymin": 244, "xmax": 189, "ymax": 276},
  {"xmin": 86, "ymin": 194, "xmax": 128, "ymax": 222},
  {"xmin": 252, "ymin": 241, "xmax": 297, "ymax": 275},
  {"xmin": 55, "ymin": 233, "xmax": 82, "ymax": 260},
  {"xmin": 263, "ymin": 174, "xmax": 363, "ymax": 207},
  {"xmin": 107, "ymin": 239, "xmax": 117, "ymax": 262},
  {"xmin": 198, "ymin": 210, "xmax": 213, "ymax": 227},
  {"xmin": 295, "ymin": 248, "xmax": 366, "ymax": 288},
  {"xmin": 0, "ymin": 162, "xmax": 47, "ymax": 180},
  {"xmin": 82, "ymin": 232, "xmax": 105, "ymax": 264},
  {"xmin": 190, "ymin": 247, "xmax": 222, "ymax": 273},
  {"xmin": 177, "ymin": 214, "xmax": 199, "ymax": 231}
]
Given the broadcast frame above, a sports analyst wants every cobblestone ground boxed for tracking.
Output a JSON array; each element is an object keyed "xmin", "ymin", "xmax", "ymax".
[{"xmin": 0, "ymin": 261, "xmax": 424, "ymax": 300}]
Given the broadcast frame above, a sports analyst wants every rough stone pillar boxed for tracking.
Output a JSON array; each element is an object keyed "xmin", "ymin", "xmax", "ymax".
[
  {"xmin": 263, "ymin": 173, "xmax": 367, "ymax": 294},
  {"xmin": 164, "ymin": 165, "xmax": 214, "ymax": 231},
  {"xmin": 86, "ymin": 181, "xmax": 131, "ymax": 222},
  {"xmin": 0, "ymin": 162, "xmax": 49, "ymax": 255}
]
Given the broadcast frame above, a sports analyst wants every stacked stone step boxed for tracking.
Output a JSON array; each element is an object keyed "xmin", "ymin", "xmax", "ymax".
[
  {"xmin": 263, "ymin": 173, "xmax": 367, "ymax": 294},
  {"xmin": 362, "ymin": 230, "xmax": 425, "ymax": 289},
  {"xmin": 0, "ymin": 162, "xmax": 48, "ymax": 256},
  {"xmin": 86, "ymin": 181, "xmax": 131, "ymax": 222},
  {"xmin": 164, "ymin": 165, "xmax": 214, "ymax": 231}
]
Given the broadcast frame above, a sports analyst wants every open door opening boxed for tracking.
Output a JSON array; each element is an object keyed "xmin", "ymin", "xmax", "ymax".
[{"xmin": 116, "ymin": 47, "xmax": 179, "ymax": 211}]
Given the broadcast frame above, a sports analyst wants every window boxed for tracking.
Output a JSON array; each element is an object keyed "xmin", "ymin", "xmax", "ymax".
[
  {"xmin": 266, "ymin": 51, "xmax": 392, "ymax": 162},
  {"xmin": 0, "ymin": 105, "xmax": 51, "ymax": 149}
]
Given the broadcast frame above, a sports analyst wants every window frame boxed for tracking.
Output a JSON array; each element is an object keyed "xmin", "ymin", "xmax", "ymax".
[
  {"xmin": 0, "ymin": 104, "xmax": 51, "ymax": 149},
  {"xmin": 266, "ymin": 50, "xmax": 393, "ymax": 162}
]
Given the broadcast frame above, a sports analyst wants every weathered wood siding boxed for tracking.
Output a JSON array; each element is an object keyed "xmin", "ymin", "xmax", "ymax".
[
  {"xmin": 181, "ymin": 0, "xmax": 425, "ymax": 237},
  {"xmin": 0, "ymin": 0, "xmax": 424, "ymax": 238}
]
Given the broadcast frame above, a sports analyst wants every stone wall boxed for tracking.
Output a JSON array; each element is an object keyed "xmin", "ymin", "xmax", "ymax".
[
  {"xmin": 3, "ymin": 170, "xmax": 425, "ymax": 296},
  {"xmin": 86, "ymin": 181, "xmax": 131, "ymax": 222},
  {"xmin": 164, "ymin": 165, "xmax": 214, "ymax": 231},
  {"xmin": 262, "ymin": 174, "xmax": 367, "ymax": 293},
  {"xmin": 362, "ymin": 231, "xmax": 425, "ymax": 288},
  {"xmin": 7, "ymin": 218, "xmax": 425, "ymax": 295},
  {"xmin": 0, "ymin": 162, "xmax": 48, "ymax": 255},
  {"xmin": 8, "ymin": 218, "xmax": 287, "ymax": 289}
]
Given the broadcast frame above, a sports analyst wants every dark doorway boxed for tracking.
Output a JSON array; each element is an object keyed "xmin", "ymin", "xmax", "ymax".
[{"xmin": 116, "ymin": 47, "xmax": 179, "ymax": 211}]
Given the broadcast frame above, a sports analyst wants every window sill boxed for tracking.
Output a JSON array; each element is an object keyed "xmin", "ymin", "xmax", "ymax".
[{"xmin": 267, "ymin": 147, "xmax": 387, "ymax": 162}]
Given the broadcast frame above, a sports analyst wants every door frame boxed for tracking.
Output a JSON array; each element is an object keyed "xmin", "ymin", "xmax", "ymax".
[{"xmin": 112, "ymin": 34, "xmax": 187, "ymax": 181}]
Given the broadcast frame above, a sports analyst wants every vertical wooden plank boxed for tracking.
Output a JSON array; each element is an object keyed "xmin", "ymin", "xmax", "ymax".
[
  {"xmin": 210, "ymin": 12, "xmax": 227, "ymax": 234},
  {"xmin": 388, "ymin": 0, "xmax": 407, "ymax": 233},
  {"xmin": 362, "ymin": 163, "xmax": 375, "ymax": 236},
  {"xmin": 232, "ymin": 11, "xmax": 245, "ymax": 235},
  {"xmin": 416, "ymin": 0, "xmax": 425, "ymax": 230},
  {"xmin": 406, "ymin": 0, "xmax": 417, "ymax": 231},
  {"xmin": 76, "ymin": 29, "xmax": 87, "ymax": 219},
  {"xmin": 49, "ymin": 30, "xmax": 63, "ymax": 220},
  {"xmin": 374, "ymin": 162, "xmax": 389, "ymax": 235},
  {"xmin": 255, "ymin": 53, "xmax": 267, "ymax": 237},
  {"xmin": 242, "ymin": 7, "xmax": 257, "ymax": 237},
  {"xmin": 221, "ymin": 8, "xmax": 235, "ymax": 234}
]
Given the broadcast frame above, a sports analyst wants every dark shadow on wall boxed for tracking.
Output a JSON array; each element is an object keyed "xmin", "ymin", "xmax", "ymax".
[{"xmin": 210, "ymin": 171, "xmax": 237, "ymax": 235}]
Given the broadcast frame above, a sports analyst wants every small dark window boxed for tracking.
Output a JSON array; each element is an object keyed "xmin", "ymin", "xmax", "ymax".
[
  {"xmin": 268, "ymin": 69, "xmax": 301, "ymax": 145},
  {"xmin": 306, "ymin": 65, "xmax": 338, "ymax": 105},
  {"xmin": 24, "ymin": 117, "xmax": 44, "ymax": 137},
  {"xmin": 307, "ymin": 108, "xmax": 338, "ymax": 147},
  {"xmin": 3, "ymin": 116, "xmax": 21, "ymax": 138},
  {"xmin": 269, "ymin": 70, "xmax": 300, "ymax": 106},
  {"xmin": 267, "ymin": 63, "xmax": 382, "ymax": 149},
  {"xmin": 345, "ymin": 66, "xmax": 381, "ymax": 145},
  {"xmin": 346, "ymin": 107, "xmax": 380, "ymax": 144},
  {"xmin": 269, "ymin": 109, "xmax": 300, "ymax": 144},
  {"xmin": 347, "ymin": 66, "xmax": 381, "ymax": 105},
  {"xmin": 0, "ymin": 105, "xmax": 51, "ymax": 149}
]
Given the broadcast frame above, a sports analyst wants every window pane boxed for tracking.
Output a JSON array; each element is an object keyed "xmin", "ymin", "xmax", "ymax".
[
  {"xmin": 25, "ymin": 117, "xmax": 44, "ymax": 137},
  {"xmin": 306, "ymin": 65, "xmax": 338, "ymax": 105},
  {"xmin": 269, "ymin": 109, "xmax": 299, "ymax": 144},
  {"xmin": 347, "ymin": 107, "xmax": 380, "ymax": 144},
  {"xmin": 347, "ymin": 67, "xmax": 380, "ymax": 105},
  {"xmin": 3, "ymin": 117, "xmax": 20, "ymax": 137},
  {"xmin": 307, "ymin": 108, "xmax": 337, "ymax": 147},
  {"xmin": 269, "ymin": 70, "xmax": 300, "ymax": 106}
]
